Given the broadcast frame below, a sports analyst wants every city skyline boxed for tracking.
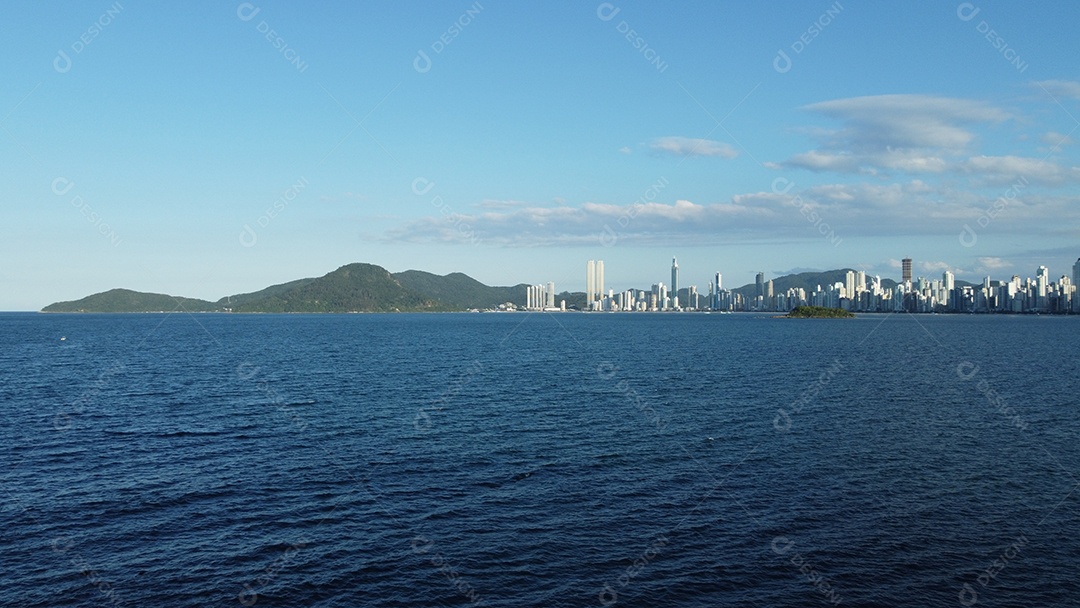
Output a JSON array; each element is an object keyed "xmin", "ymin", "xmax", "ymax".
[
  {"xmin": 4, "ymin": 3, "xmax": 1080, "ymax": 310},
  {"xmin": 566, "ymin": 254, "xmax": 1080, "ymax": 314}
]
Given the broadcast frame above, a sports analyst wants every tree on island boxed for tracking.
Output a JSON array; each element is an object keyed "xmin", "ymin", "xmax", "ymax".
[{"xmin": 784, "ymin": 305, "xmax": 855, "ymax": 318}]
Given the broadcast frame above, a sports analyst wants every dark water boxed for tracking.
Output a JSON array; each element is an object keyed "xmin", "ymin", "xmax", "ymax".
[{"xmin": 3, "ymin": 311, "xmax": 1079, "ymax": 607}]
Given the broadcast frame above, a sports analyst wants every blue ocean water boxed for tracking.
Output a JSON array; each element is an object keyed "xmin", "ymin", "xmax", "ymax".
[{"xmin": 2, "ymin": 311, "xmax": 1079, "ymax": 607}]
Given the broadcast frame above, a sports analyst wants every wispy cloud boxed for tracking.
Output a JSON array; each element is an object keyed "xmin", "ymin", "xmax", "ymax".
[
  {"xmin": 775, "ymin": 94, "xmax": 1009, "ymax": 175},
  {"xmin": 771, "ymin": 93, "xmax": 1080, "ymax": 186},
  {"xmin": 802, "ymin": 94, "xmax": 1008, "ymax": 151},
  {"xmin": 378, "ymin": 177, "xmax": 1080, "ymax": 247},
  {"xmin": 476, "ymin": 199, "xmax": 532, "ymax": 210},
  {"xmin": 976, "ymin": 256, "xmax": 1011, "ymax": 273},
  {"xmin": 961, "ymin": 155, "xmax": 1080, "ymax": 186},
  {"xmin": 1041, "ymin": 131, "xmax": 1073, "ymax": 148},
  {"xmin": 1033, "ymin": 79, "xmax": 1080, "ymax": 100},
  {"xmin": 648, "ymin": 136, "xmax": 738, "ymax": 159}
]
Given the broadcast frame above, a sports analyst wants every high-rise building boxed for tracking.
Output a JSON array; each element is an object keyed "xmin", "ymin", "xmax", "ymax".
[
  {"xmin": 1073, "ymin": 258, "xmax": 1080, "ymax": 311},
  {"xmin": 671, "ymin": 258, "xmax": 679, "ymax": 306},
  {"xmin": 586, "ymin": 260, "xmax": 595, "ymax": 307},
  {"xmin": 943, "ymin": 270, "xmax": 955, "ymax": 310},
  {"xmin": 756, "ymin": 272, "xmax": 765, "ymax": 299},
  {"xmin": 714, "ymin": 272, "xmax": 722, "ymax": 291},
  {"xmin": 845, "ymin": 270, "xmax": 855, "ymax": 299},
  {"xmin": 1036, "ymin": 265, "xmax": 1049, "ymax": 309},
  {"xmin": 586, "ymin": 260, "xmax": 605, "ymax": 310},
  {"xmin": 526, "ymin": 283, "xmax": 550, "ymax": 310},
  {"xmin": 597, "ymin": 260, "xmax": 605, "ymax": 308},
  {"xmin": 902, "ymin": 258, "xmax": 912, "ymax": 283}
]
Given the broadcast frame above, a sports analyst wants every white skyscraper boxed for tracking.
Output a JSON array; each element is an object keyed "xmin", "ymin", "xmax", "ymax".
[
  {"xmin": 671, "ymin": 258, "xmax": 679, "ymax": 306},
  {"xmin": 586, "ymin": 260, "xmax": 596, "ymax": 309},
  {"xmin": 586, "ymin": 260, "xmax": 605, "ymax": 310},
  {"xmin": 597, "ymin": 260, "xmax": 604, "ymax": 308},
  {"xmin": 1037, "ymin": 265, "xmax": 1049, "ymax": 309},
  {"xmin": 1073, "ymin": 258, "xmax": 1080, "ymax": 311},
  {"xmin": 943, "ymin": 270, "xmax": 955, "ymax": 309},
  {"xmin": 546, "ymin": 282, "xmax": 555, "ymax": 308}
]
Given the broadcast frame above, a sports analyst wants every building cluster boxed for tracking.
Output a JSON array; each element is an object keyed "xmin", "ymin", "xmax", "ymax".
[
  {"xmin": 743, "ymin": 258, "xmax": 1080, "ymax": 314},
  {"xmin": 525, "ymin": 257, "xmax": 1080, "ymax": 314},
  {"xmin": 524, "ymin": 281, "xmax": 561, "ymax": 311}
]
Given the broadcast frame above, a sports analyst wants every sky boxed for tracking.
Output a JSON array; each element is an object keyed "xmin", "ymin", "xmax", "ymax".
[{"xmin": 2, "ymin": 1, "xmax": 1079, "ymax": 310}]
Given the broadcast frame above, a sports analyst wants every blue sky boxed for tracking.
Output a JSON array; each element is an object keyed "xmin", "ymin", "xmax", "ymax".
[{"xmin": 2, "ymin": 1, "xmax": 1078, "ymax": 309}]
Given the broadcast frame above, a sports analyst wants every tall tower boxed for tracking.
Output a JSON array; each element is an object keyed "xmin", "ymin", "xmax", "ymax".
[
  {"xmin": 902, "ymin": 258, "xmax": 913, "ymax": 284},
  {"xmin": 546, "ymin": 281, "xmax": 555, "ymax": 308},
  {"xmin": 596, "ymin": 260, "xmax": 604, "ymax": 308},
  {"xmin": 586, "ymin": 260, "xmax": 596, "ymax": 307},
  {"xmin": 1037, "ymin": 265, "xmax": 1049, "ymax": 310},
  {"xmin": 1073, "ymin": 258, "xmax": 1080, "ymax": 311},
  {"xmin": 671, "ymin": 258, "xmax": 679, "ymax": 303},
  {"xmin": 756, "ymin": 272, "xmax": 765, "ymax": 299}
]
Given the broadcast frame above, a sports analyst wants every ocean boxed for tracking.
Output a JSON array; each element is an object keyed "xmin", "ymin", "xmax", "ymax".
[{"xmin": 3, "ymin": 311, "xmax": 1078, "ymax": 607}]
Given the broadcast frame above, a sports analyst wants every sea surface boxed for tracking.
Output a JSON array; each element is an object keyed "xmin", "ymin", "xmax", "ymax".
[{"xmin": 3, "ymin": 311, "xmax": 1079, "ymax": 607}]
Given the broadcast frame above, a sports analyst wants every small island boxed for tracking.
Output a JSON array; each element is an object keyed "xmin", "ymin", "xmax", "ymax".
[{"xmin": 783, "ymin": 305, "xmax": 855, "ymax": 318}]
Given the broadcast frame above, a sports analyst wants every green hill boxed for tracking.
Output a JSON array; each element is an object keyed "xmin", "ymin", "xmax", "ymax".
[
  {"xmin": 227, "ymin": 263, "xmax": 439, "ymax": 313},
  {"xmin": 42, "ymin": 288, "xmax": 219, "ymax": 313},
  {"xmin": 392, "ymin": 270, "xmax": 526, "ymax": 309},
  {"xmin": 216, "ymin": 278, "xmax": 315, "ymax": 308}
]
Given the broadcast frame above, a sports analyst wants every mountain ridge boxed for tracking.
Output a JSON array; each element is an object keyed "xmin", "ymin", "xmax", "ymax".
[{"xmin": 42, "ymin": 263, "xmax": 918, "ymax": 313}]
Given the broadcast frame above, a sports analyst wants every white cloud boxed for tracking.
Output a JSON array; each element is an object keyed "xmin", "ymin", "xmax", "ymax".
[
  {"xmin": 1033, "ymin": 79, "xmax": 1080, "ymax": 101},
  {"xmin": 920, "ymin": 260, "xmax": 953, "ymax": 273},
  {"xmin": 976, "ymin": 257, "xmax": 1011, "ymax": 271},
  {"xmin": 618, "ymin": 146, "xmax": 632, "ymax": 154},
  {"xmin": 784, "ymin": 150, "xmax": 865, "ymax": 173},
  {"xmin": 1041, "ymin": 131, "xmax": 1073, "ymax": 148},
  {"xmin": 649, "ymin": 136, "xmax": 738, "ymax": 159},
  {"xmin": 377, "ymin": 174, "xmax": 1080, "ymax": 247},
  {"xmin": 776, "ymin": 94, "xmax": 1009, "ymax": 175},
  {"xmin": 962, "ymin": 155, "xmax": 1080, "ymax": 186},
  {"xmin": 802, "ymin": 94, "xmax": 1008, "ymax": 151},
  {"xmin": 476, "ymin": 199, "xmax": 531, "ymax": 210}
]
